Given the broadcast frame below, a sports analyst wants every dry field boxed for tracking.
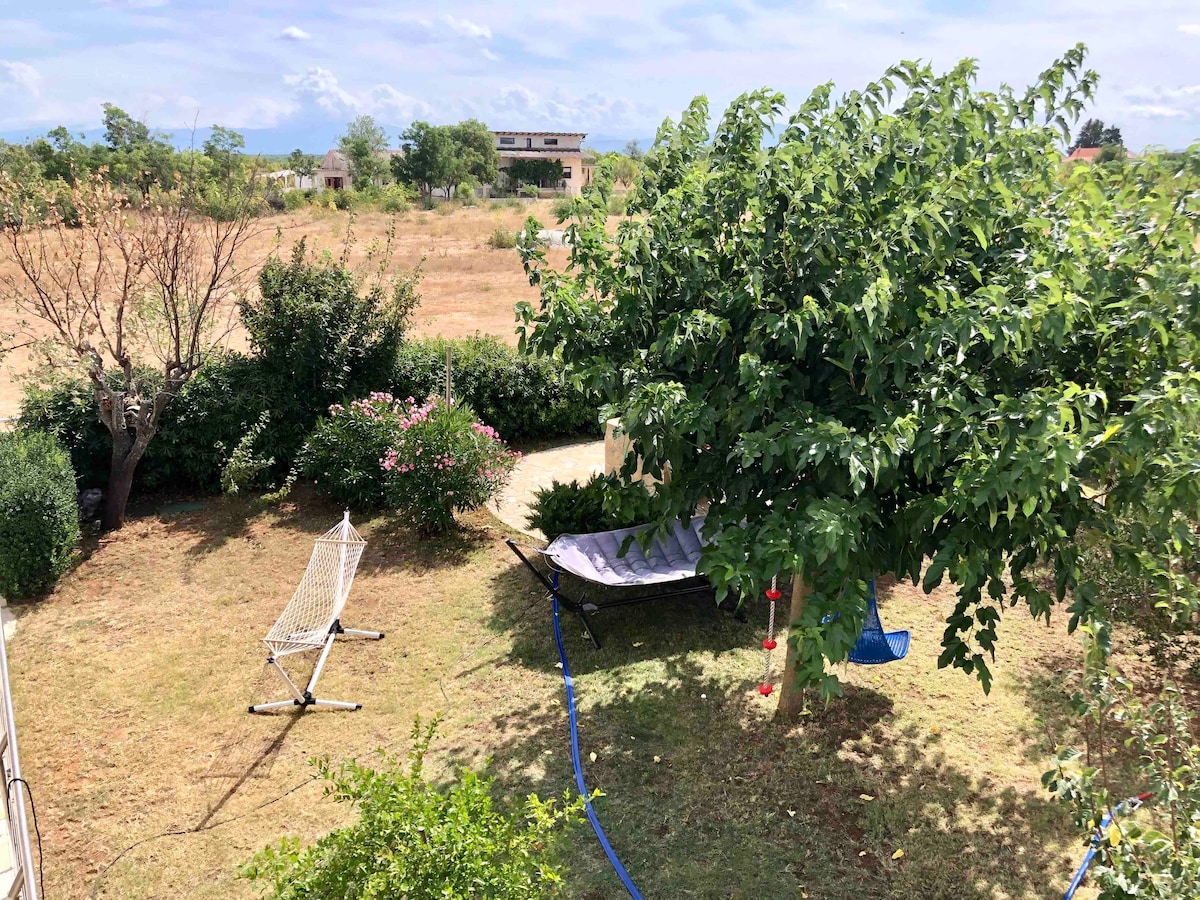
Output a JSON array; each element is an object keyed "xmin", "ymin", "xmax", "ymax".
[{"xmin": 0, "ymin": 200, "xmax": 571, "ymax": 418}]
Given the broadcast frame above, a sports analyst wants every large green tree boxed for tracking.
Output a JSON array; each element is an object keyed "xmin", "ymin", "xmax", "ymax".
[
  {"xmin": 395, "ymin": 120, "xmax": 499, "ymax": 200},
  {"xmin": 339, "ymin": 115, "xmax": 389, "ymax": 188},
  {"xmin": 517, "ymin": 48, "xmax": 1200, "ymax": 711},
  {"xmin": 394, "ymin": 121, "xmax": 453, "ymax": 200}
]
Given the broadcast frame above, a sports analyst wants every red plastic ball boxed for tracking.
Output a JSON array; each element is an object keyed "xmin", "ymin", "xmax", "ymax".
[
  {"xmin": 765, "ymin": 588, "xmax": 782, "ymax": 601},
  {"xmin": 758, "ymin": 683, "xmax": 774, "ymax": 696},
  {"xmin": 762, "ymin": 638, "xmax": 777, "ymax": 650}
]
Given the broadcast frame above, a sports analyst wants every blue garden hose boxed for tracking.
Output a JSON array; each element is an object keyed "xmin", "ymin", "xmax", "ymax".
[
  {"xmin": 1063, "ymin": 793, "xmax": 1151, "ymax": 899},
  {"xmin": 551, "ymin": 572, "xmax": 644, "ymax": 899}
]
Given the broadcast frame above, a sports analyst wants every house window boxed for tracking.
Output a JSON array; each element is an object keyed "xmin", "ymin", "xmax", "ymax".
[
  {"xmin": 562, "ymin": 167, "xmax": 572, "ymax": 178},
  {"xmin": 499, "ymin": 137, "xmax": 515, "ymax": 145},
  {"xmin": 526, "ymin": 137, "xmax": 532, "ymax": 148},
  {"xmin": 544, "ymin": 138, "xmax": 559, "ymax": 146}
]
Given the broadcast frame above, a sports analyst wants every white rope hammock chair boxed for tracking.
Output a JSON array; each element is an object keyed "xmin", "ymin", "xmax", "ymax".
[{"xmin": 248, "ymin": 512, "xmax": 384, "ymax": 713}]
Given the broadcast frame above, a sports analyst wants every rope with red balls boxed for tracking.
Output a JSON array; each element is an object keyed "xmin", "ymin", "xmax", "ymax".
[{"xmin": 759, "ymin": 576, "xmax": 780, "ymax": 696}]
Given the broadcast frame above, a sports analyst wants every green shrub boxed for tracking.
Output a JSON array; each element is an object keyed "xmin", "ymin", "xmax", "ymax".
[
  {"xmin": 550, "ymin": 196, "xmax": 573, "ymax": 220},
  {"xmin": 389, "ymin": 337, "xmax": 600, "ymax": 443},
  {"xmin": 282, "ymin": 190, "xmax": 309, "ymax": 212},
  {"xmin": 20, "ymin": 353, "xmax": 271, "ymax": 494},
  {"xmin": 333, "ymin": 190, "xmax": 352, "ymax": 211},
  {"xmin": 607, "ymin": 192, "xmax": 630, "ymax": 216},
  {"xmin": 0, "ymin": 431, "xmax": 79, "ymax": 599},
  {"xmin": 379, "ymin": 183, "xmax": 414, "ymax": 213},
  {"xmin": 220, "ymin": 412, "xmax": 275, "ymax": 495},
  {"xmin": 527, "ymin": 472, "xmax": 652, "ymax": 539},
  {"xmin": 299, "ymin": 392, "xmax": 405, "ymax": 510},
  {"xmin": 242, "ymin": 717, "xmax": 586, "ymax": 899},
  {"xmin": 241, "ymin": 240, "xmax": 421, "ymax": 465},
  {"xmin": 486, "ymin": 228, "xmax": 517, "ymax": 249}
]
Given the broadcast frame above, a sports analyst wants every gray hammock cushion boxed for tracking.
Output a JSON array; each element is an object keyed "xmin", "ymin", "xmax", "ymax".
[{"xmin": 544, "ymin": 517, "xmax": 710, "ymax": 587}]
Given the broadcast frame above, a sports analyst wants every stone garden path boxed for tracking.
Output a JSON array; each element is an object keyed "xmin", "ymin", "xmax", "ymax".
[{"xmin": 491, "ymin": 438, "xmax": 605, "ymax": 540}]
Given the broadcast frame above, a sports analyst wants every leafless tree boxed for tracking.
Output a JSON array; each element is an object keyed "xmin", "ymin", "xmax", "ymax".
[{"xmin": 0, "ymin": 171, "xmax": 265, "ymax": 528}]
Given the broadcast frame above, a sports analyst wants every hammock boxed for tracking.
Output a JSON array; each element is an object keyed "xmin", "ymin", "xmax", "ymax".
[
  {"xmin": 507, "ymin": 516, "xmax": 746, "ymax": 649},
  {"xmin": 249, "ymin": 513, "xmax": 384, "ymax": 713}
]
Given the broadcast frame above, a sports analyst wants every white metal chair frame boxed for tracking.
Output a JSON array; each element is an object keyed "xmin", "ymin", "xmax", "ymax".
[{"xmin": 249, "ymin": 512, "xmax": 384, "ymax": 713}]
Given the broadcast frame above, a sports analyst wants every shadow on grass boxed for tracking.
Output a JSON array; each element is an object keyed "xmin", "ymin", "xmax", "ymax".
[
  {"xmin": 153, "ymin": 486, "xmax": 494, "ymax": 574},
  {"xmin": 471, "ymin": 652, "xmax": 1080, "ymax": 900}
]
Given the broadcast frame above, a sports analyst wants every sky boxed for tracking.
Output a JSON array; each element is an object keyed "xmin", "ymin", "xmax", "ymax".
[{"xmin": 0, "ymin": 0, "xmax": 1197, "ymax": 154}]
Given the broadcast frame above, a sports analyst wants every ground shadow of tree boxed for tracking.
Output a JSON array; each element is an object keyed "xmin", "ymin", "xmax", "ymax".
[{"xmin": 470, "ymin": 655, "xmax": 1081, "ymax": 899}]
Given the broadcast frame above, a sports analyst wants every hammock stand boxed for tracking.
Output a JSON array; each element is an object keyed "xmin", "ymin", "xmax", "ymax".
[
  {"xmin": 506, "ymin": 516, "xmax": 745, "ymax": 650},
  {"xmin": 249, "ymin": 512, "xmax": 384, "ymax": 713}
]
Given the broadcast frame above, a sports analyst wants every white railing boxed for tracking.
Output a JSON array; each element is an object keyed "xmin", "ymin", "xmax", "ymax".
[{"xmin": 0, "ymin": 611, "xmax": 37, "ymax": 900}]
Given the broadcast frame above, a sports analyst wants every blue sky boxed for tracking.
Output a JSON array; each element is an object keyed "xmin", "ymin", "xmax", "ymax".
[{"xmin": 0, "ymin": 0, "xmax": 1197, "ymax": 153}]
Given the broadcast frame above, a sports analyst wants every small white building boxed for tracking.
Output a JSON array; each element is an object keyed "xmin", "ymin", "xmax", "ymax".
[{"xmin": 316, "ymin": 148, "xmax": 402, "ymax": 191}]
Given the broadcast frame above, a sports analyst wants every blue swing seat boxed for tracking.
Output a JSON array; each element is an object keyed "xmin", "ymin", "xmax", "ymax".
[{"xmin": 827, "ymin": 579, "xmax": 911, "ymax": 665}]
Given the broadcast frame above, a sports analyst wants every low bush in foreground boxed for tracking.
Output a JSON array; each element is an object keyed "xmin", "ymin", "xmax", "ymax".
[
  {"xmin": 242, "ymin": 718, "xmax": 587, "ymax": 899},
  {"xmin": 0, "ymin": 431, "xmax": 79, "ymax": 599},
  {"xmin": 390, "ymin": 336, "xmax": 600, "ymax": 442}
]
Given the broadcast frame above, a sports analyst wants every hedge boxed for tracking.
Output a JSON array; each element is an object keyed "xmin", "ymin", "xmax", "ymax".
[
  {"xmin": 388, "ymin": 337, "xmax": 600, "ymax": 443},
  {"xmin": 19, "ymin": 352, "xmax": 270, "ymax": 494},
  {"xmin": 0, "ymin": 430, "xmax": 80, "ymax": 599}
]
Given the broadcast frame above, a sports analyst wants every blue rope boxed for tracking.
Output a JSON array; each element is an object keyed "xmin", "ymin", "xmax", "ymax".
[{"xmin": 551, "ymin": 572, "xmax": 644, "ymax": 899}]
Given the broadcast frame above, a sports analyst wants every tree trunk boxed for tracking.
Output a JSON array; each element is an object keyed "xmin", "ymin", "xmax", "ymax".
[
  {"xmin": 775, "ymin": 572, "xmax": 810, "ymax": 719},
  {"xmin": 102, "ymin": 428, "xmax": 141, "ymax": 531}
]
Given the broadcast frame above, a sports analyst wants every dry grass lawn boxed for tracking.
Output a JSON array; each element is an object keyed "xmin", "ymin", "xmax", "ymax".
[
  {"xmin": 7, "ymin": 490, "xmax": 1127, "ymax": 898},
  {"xmin": 0, "ymin": 201, "xmax": 570, "ymax": 418}
]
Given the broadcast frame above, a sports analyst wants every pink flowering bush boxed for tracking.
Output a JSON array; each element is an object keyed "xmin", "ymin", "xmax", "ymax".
[
  {"xmin": 379, "ymin": 396, "xmax": 519, "ymax": 533},
  {"xmin": 300, "ymin": 392, "xmax": 519, "ymax": 531},
  {"xmin": 300, "ymin": 392, "xmax": 410, "ymax": 509}
]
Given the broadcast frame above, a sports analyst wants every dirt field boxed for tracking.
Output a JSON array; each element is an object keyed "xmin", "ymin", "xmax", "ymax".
[{"xmin": 0, "ymin": 201, "xmax": 570, "ymax": 418}]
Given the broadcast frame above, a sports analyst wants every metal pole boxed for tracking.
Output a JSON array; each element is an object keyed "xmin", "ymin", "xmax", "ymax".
[{"xmin": 0, "ymin": 620, "xmax": 37, "ymax": 900}]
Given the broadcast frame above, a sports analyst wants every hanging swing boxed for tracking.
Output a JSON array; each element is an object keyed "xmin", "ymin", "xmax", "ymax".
[
  {"xmin": 760, "ymin": 577, "xmax": 909, "ymax": 694},
  {"xmin": 846, "ymin": 579, "xmax": 910, "ymax": 665}
]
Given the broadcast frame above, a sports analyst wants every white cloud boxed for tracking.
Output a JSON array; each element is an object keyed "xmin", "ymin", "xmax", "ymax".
[
  {"xmin": 280, "ymin": 26, "xmax": 311, "ymax": 41},
  {"xmin": 440, "ymin": 14, "xmax": 491, "ymax": 41},
  {"xmin": 286, "ymin": 66, "xmax": 431, "ymax": 122},
  {"xmin": 0, "ymin": 61, "xmax": 42, "ymax": 96},
  {"xmin": 482, "ymin": 48, "xmax": 500, "ymax": 62},
  {"xmin": 1125, "ymin": 104, "xmax": 1188, "ymax": 118},
  {"xmin": 1118, "ymin": 84, "xmax": 1200, "ymax": 120},
  {"xmin": 1178, "ymin": 23, "xmax": 1200, "ymax": 36},
  {"xmin": 286, "ymin": 67, "xmax": 358, "ymax": 115}
]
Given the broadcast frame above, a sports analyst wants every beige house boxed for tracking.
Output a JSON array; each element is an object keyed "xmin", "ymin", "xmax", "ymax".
[
  {"xmin": 494, "ymin": 131, "xmax": 595, "ymax": 196},
  {"xmin": 316, "ymin": 148, "xmax": 402, "ymax": 191}
]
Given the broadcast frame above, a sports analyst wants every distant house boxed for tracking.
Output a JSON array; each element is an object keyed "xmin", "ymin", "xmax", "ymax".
[
  {"xmin": 1065, "ymin": 146, "xmax": 1134, "ymax": 163},
  {"xmin": 316, "ymin": 148, "xmax": 402, "ymax": 191},
  {"xmin": 493, "ymin": 131, "xmax": 596, "ymax": 196}
]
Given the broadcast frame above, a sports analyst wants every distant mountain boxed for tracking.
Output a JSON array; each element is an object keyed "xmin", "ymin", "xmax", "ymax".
[{"xmin": 0, "ymin": 124, "xmax": 657, "ymax": 158}]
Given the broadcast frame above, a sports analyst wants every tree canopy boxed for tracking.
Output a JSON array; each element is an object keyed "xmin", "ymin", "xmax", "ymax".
[
  {"xmin": 339, "ymin": 115, "xmax": 390, "ymax": 187},
  {"xmin": 517, "ymin": 47, "xmax": 1200, "ymax": 698},
  {"xmin": 505, "ymin": 158, "xmax": 563, "ymax": 189},
  {"xmin": 394, "ymin": 120, "xmax": 499, "ymax": 200},
  {"xmin": 1070, "ymin": 117, "xmax": 1123, "ymax": 152}
]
